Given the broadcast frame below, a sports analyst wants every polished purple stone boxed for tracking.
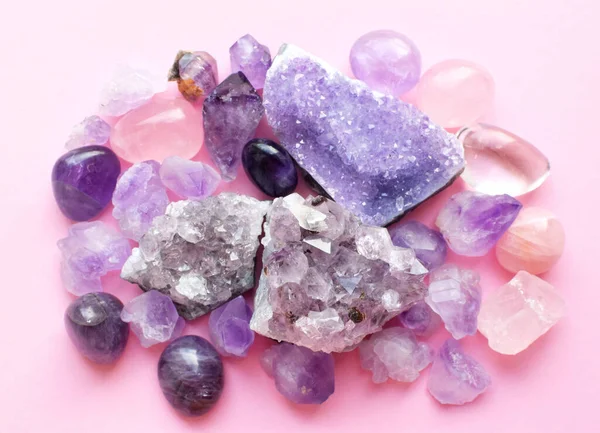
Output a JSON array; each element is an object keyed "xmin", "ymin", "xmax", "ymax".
[
  {"xmin": 208, "ymin": 296, "xmax": 254, "ymax": 357},
  {"xmin": 64, "ymin": 293, "xmax": 129, "ymax": 364},
  {"xmin": 230, "ymin": 34, "xmax": 272, "ymax": 89},
  {"xmin": 203, "ymin": 72, "xmax": 264, "ymax": 181},
  {"xmin": 398, "ymin": 301, "xmax": 442, "ymax": 337},
  {"xmin": 261, "ymin": 342, "xmax": 335, "ymax": 404},
  {"xmin": 389, "ymin": 220, "xmax": 447, "ymax": 269},
  {"xmin": 52, "ymin": 145, "xmax": 121, "ymax": 221},
  {"xmin": 242, "ymin": 138, "xmax": 298, "ymax": 197},
  {"xmin": 158, "ymin": 336, "xmax": 224, "ymax": 416}
]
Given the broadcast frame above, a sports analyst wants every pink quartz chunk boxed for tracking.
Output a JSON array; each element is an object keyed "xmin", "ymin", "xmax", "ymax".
[{"xmin": 159, "ymin": 156, "xmax": 220, "ymax": 199}]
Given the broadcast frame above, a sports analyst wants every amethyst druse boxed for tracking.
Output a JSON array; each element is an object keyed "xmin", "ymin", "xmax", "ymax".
[
  {"xmin": 389, "ymin": 221, "xmax": 447, "ymax": 269},
  {"xmin": 52, "ymin": 145, "xmax": 121, "ymax": 221},
  {"xmin": 65, "ymin": 293, "xmax": 129, "ymax": 364},
  {"xmin": 158, "ymin": 336, "xmax": 224, "ymax": 417},
  {"xmin": 242, "ymin": 138, "xmax": 298, "ymax": 197},
  {"xmin": 209, "ymin": 296, "xmax": 255, "ymax": 357}
]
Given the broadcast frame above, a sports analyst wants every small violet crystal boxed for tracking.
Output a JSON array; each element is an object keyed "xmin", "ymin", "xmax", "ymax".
[
  {"xmin": 230, "ymin": 34, "xmax": 272, "ymax": 89},
  {"xmin": 209, "ymin": 296, "xmax": 254, "ymax": 357},
  {"xmin": 203, "ymin": 72, "xmax": 264, "ymax": 181},
  {"xmin": 65, "ymin": 115, "xmax": 111, "ymax": 150},
  {"xmin": 427, "ymin": 339, "xmax": 491, "ymax": 405},
  {"xmin": 58, "ymin": 222, "xmax": 131, "ymax": 295},
  {"xmin": 98, "ymin": 65, "xmax": 158, "ymax": 117},
  {"xmin": 112, "ymin": 160, "xmax": 170, "ymax": 241},
  {"xmin": 120, "ymin": 290, "xmax": 185, "ymax": 348},
  {"xmin": 426, "ymin": 264, "xmax": 481, "ymax": 340},
  {"xmin": 168, "ymin": 51, "xmax": 219, "ymax": 102},
  {"xmin": 398, "ymin": 301, "xmax": 442, "ymax": 337},
  {"xmin": 389, "ymin": 221, "xmax": 447, "ymax": 269},
  {"xmin": 159, "ymin": 156, "xmax": 220, "ymax": 199},
  {"xmin": 359, "ymin": 327, "xmax": 434, "ymax": 384},
  {"xmin": 436, "ymin": 191, "xmax": 522, "ymax": 257},
  {"xmin": 261, "ymin": 342, "xmax": 335, "ymax": 405},
  {"xmin": 242, "ymin": 138, "xmax": 298, "ymax": 197}
]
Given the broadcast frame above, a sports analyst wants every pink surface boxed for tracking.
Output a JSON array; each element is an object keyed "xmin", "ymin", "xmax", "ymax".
[{"xmin": 0, "ymin": 1, "xmax": 598, "ymax": 432}]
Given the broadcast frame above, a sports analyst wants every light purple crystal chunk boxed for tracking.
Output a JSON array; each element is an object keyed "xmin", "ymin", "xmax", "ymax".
[
  {"xmin": 427, "ymin": 339, "xmax": 491, "ymax": 405},
  {"xmin": 58, "ymin": 222, "xmax": 131, "ymax": 295},
  {"xmin": 436, "ymin": 191, "xmax": 522, "ymax": 256},
  {"xmin": 261, "ymin": 342, "xmax": 335, "ymax": 405},
  {"xmin": 208, "ymin": 296, "xmax": 254, "ymax": 357},
  {"xmin": 120, "ymin": 290, "xmax": 185, "ymax": 347},
  {"xmin": 398, "ymin": 301, "xmax": 442, "ymax": 337},
  {"xmin": 112, "ymin": 160, "xmax": 169, "ymax": 241},
  {"xmin": 159, "ymin": 156, "xmax": 220, "ymax": 199},
  {"xmin": 250, "ymin": 193, "xmax": 427, "ymax": 353},
  {"xmin": 98, "ymin": 65, "xmax": 158, "ymax": 117},
  {"xmin": 426, "ymin": 264, "xmax": 481, "ymax": 339},
  {"xmin": 359, "ymin": 327, "xmax": 434, "ymax": 383},
  {"xmin": 389, "ymin": 221, "xmax": 447, "ymax": 269},
  {"xmin": 263, "ymin": 44, "xmax": 464, "ymax": 226},
  {"xmin": 230, "ymin": 34, "xmax": 272, "ymax": 89},
  {"xmin": 65, "ymin": 116, "xmax": 111, "ymax": 150},
  {"xmin": 168, "ymin": 51, "xmax": 219, "ymax": 102}
]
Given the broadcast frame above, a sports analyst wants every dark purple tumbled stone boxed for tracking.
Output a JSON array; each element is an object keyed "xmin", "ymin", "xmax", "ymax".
[
  {"xmin": 64, "ymin": 292, "xmax": 129, "ymax": 364},
  {"xmin": 242, "ymin": 138, "xmax": 298, "ymax": 197},
  {"xmin": 158, "ymin": 335, "xmax": 224, "ymax": 417},
  {"xmin": 52, "ymin": 145, "xmax": 121, "ymax": 221}
]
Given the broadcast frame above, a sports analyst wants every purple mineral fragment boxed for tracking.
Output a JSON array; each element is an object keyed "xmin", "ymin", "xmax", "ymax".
[
  {"xmin": 398, "ymin": 301, "xmax": 442, "ymax": 337},
  {"xmin": 209, "ymin": 296, "xmax": 255, "ymax": 357},
  {"xmin": 168, "ymin": 51, "xmax": 219, "ymax": 102},
  {"xmin": 159, "ymin": 156, "xmax": 220, "ymax": 199},
  {"xmin": 230, "ymin": 34, "xmax": 272, "ymax": 89},
  {"xmin": 389, "ymin": 221, "xmax": 447, "ymax": 269},
  {"xmin": 65, "ymin": 115, "xmax": 111, "ymax": 150}
]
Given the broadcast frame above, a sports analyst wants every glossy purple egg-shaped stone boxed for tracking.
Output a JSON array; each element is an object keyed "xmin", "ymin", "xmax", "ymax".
[
  {"xmin": 242, "ymin": 138, "xmax": 298, "ymax": 197},
  {"xmin": 64, "ymin": 292, "xmax": 129, "ymax": 364},
  {"xmin": 158, "ymin": 335, "xmax": 224, "ymax": 417},
  {"xmin": 52, "ymin": 145, "xmax": 121, "ymax": 221}
]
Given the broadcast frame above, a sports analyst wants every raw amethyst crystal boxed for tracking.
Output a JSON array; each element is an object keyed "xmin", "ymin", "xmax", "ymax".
[
  {"xmin": 208, "ymin": 296, "xmax": 254, "ymax": 357},
  {"xmin": 261, "ymin": 342, "xmax": 335, "ymax": 404},
  {"xmin": 112, "ymin": 160, "xmax": 169, "ymax": 240},
  {"xmin": 230, "ymin": 34, "xmax": 272, "ymax": 89},
  {"xmin": 427, "ymin": 339, "xmax": 491, "ymax": 405},
  {"xmin": 65, "ymin": 115, "xmax": 111, "ymax": 150},
  {"xmin": 168, "ymin": 51, "xmax": 218, "ymax": 102},
  {"xmin": 359, "ymin": 327, "xmax": 434, "ymax": 383},
  {"xmin": 121, "ymin": 193, "xmax": 270, "ymax": 319},
  {"xmin": 250, "ymin": 193, "xmax": 427, "ymax": 353},
  {"xmin": 52, "ymin": 145, "xmax": 121, "ymax": 221},
  {"xmin": 203, "ymin": 72, "xmax": 264, "ymax": 181},
  {"xmin": 58, "ymin": 221, "xmax": 131, "ymax": 295},
  {"xmin": 263, "ymin": 44, "xmax": 465, "ymax": 226},
  {"xmin": 120, "ymin": 290, "xmax": 185, "ymax": 348},
  {"xmin": 242, "ymin": 138, "xmax": 298, "ymax": 197},
  {"xmin": 426, "ymin": 264, "xmax": 481, "ymax": 339},
  {"xmin": 158, "ymin": 336, "xmax": 224, "ymax": 416},
  {"xmin": 98, "ymin": 65, "xmax": 159, "ymax": 117},
  {"xmin": 389, "ymin": 221, "xmax": 447, "ymax": 269},
  {"xmin": 398, "ymin": 301, "xmax": 442, "ymax": 337},
  {"xmin": 436, "ymin": 191, "xmax": 522, "ymax": 256},
  {"xmin": 159, "ymin": 156, "xmax": 220, "ymax": 199},
  {"xmin": 65, "ymin": 293, "xmax": 129, "ymax": 364}
]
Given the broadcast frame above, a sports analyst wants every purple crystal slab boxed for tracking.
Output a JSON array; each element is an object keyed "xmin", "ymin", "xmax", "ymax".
[{"xmin": 263, "ymin": 44, "xmax": 465, "ymax": 226}]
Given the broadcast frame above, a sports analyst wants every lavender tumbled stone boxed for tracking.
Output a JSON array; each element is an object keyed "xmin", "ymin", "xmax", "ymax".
[
  {"xmin": 65, "ymin": 115, "xmax": 111, "ymax": 150},
  {"xmin": 159, "ymin": 156, "xmax": 220, "ymax": 199},
  {"xmin": 230, "ymin": 34, "xmax": 272, "ymax": 89},
  {"xmin": 436, "ymin": 191, "xmax": 522, "ymax": 256},
  {"xmin": 398, "ymin": 301, "xmax": 442, "ymax": 337},
  {"xmin": 209, "ymin": 296, "xmax": 254, "ymax": 357},
  {"xmin": 389, "ymin": 221, "xmax": 447, "ymax": 269},
  {"xmin": 261, "ymin": 342, "xmax": 335, "ymax": 405},
  {"xmin": 52, "ymin": 145, "xmax": 121, "ymax": 221}
]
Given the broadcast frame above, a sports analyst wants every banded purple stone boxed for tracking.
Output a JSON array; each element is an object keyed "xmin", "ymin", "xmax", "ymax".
[{"xmin": 242, "ymin": 138, "xmax": 298, "ymax": 197}]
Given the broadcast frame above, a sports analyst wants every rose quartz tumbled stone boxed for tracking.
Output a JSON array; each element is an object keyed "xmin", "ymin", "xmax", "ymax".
[
  {"xmin": 415, "ymin": 60, "xmax": 494, "ymax": 130},
  {"xmin": 496, "ymin": 207, "xmax": 565, "ymax": 274}
]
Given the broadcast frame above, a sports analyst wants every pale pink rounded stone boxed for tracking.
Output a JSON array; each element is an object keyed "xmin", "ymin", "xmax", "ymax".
[
  {"xmin": 415, "ymin": 60, "xmax": 494, "ymax": 130},
  {"xmin": 111, "ymin": 94, "xmax": 203, "ymax": 163},
  {"xmin": 496, "ymin": 207, "xmax": 565, "ymax": 275}
]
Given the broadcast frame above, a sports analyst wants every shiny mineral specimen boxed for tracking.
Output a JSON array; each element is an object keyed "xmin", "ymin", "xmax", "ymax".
[
  {"xmin": 250, "ymin": 193, "xmax": 428, "ymax": 353},
  {"xmin": 121, "ymin": 193, "xmax": 270, "ymax": 320},
  {"xmin": 208, "ymin": 296, "xmax": 255, "ymax": 357},
  {"xmin": 263, "ymin": 44, "xmax": 465, "ymax": 226}
]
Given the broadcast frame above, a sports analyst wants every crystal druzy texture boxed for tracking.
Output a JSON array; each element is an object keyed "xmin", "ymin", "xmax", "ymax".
[
  {"xmin": 250, "ymin": 193, "xmax": 428, "ymax": 353},
  {"xmin": 263, "ymin": 44, "xmax": 465, "ymax": 226},
  {"xmin": 121, "ymin": 194, "xmax": 270, "ymax": 320}
]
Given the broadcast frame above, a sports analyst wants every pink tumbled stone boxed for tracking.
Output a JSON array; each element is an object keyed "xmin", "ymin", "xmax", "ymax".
[
  {"xmin": 111, "ymin": 94, "xmax": 203, "ymax": 163},
  {"xmin": 496, "ymin": 207, "xmax": 565, "ymax": 275},
  {"xmin": 415, "ymin": 60, "xmax": 494, "ymax": 130}
]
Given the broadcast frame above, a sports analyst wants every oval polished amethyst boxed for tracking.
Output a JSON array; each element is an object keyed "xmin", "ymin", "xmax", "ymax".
[
  {"xmin": 64, "ymin": 293, "xmax": 129, "ymax": 364},
  {"xmin": 158, "ymin": 335, "xmax": 224, "ymax": 417},
  {"xmin": 52, "ymin": 145, "xmax": 121, "ymax": 221},
  {"xmin": 242, "ymin": 138, "xmax": 298, "ymax": 197}
]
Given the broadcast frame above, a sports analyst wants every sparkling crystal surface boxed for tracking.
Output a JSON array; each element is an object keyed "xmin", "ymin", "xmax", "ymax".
[
  {"xmin": 203, "ymin": 72, "xmax": 264, "ymax": 181},
  {"xmin": 359, "ymin": 327, "xmax": 433, "ymax": 383},
  {"xmin": 242, "ymin": 138, "xmax": 298, "ymax": 197},
  {"xmin": 112, "ymin": 160, "xmax": 169, "ymax": 241},
  {"xmin": 209, "ymin": 296, "xmax": 254, "ymax": 357},
  {"xmin": 263, "ymin": 44, "xmax": 465, "ymax": 226},
  {"xmin": 230, "ymin": 34, "xmax": 272, "ymax": 89},
  {"xmin": 389, "ymin": 220, "xmax": 447, "ymax": 269},
  {"xmin": 98, "ymin": 66, "xmax": 158, "ymax": 117},
  {"xmin": 65, "ymin": 115, "xmax": 111, "ymax": 150},
  {"xmin": 250, "ymin": 193, "xmax": 427, "ymax": 353},
  {"xmin": 478, "ymin": 271, "xmax": 565, "ymax": 355},
  {"xmin": 436, "ymin": 191, "xmax": 522, "ymax": 257},
  {"xmin": 121, "ymin": 194, "xmax": 270, "ymax": 320},
  {"xmin": 261, "ymin": 342, "xmax": 335, "ymax": 404},
  {"xmin": 168, "ymin": 51, "xmax": 219, "ymax": 102},
  {"xmin": 398, "ymin": 301, "xmax": 442, "ymax": 337},
  {"xmin": 58, "ymin": 222, "xmax": 131, "ymax": 295},
  {"xmin": 159, "ymin": 156, "xmax": 220, "ymax": 199}
]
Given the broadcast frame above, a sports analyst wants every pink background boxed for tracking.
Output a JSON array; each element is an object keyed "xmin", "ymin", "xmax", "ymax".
[{"xmin": 1, "ymin": 0, "xmax": 598, "ymax": 431}]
